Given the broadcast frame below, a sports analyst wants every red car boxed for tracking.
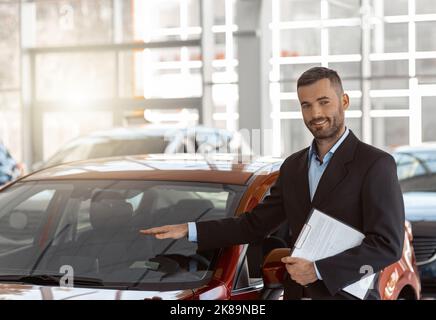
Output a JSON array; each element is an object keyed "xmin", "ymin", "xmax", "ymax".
[{"xmin": 0, "ymin": 154, "xmax": 420, "ymax": 299}]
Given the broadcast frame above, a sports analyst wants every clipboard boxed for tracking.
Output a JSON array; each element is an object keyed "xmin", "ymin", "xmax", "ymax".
[{"xmin": 291, "ymin": 208, "xmax": 375, "ymax": 300}]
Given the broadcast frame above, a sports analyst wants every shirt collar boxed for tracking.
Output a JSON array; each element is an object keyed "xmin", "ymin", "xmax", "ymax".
[{"xmin": 309, "ymin": 127, "xmax": 350, "ymax": 164}]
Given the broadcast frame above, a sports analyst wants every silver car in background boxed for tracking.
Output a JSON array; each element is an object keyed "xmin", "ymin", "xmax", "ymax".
[{"xmin": 36, "ymin": 125, "xmax": 253, "ymax": 170}]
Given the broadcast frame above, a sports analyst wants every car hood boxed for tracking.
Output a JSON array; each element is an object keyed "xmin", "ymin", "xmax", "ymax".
[
  {"xmin": 403, "ymin": 192, "xmax": 436, "ymax": 221},
  {"xmin": 0, "ymin": 283, "xmax": 194, "ymax": 300}
]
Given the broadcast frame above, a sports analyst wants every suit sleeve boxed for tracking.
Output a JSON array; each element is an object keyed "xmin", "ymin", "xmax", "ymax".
[
  {"xmin": 196, "ymin": 165, "xmax": 288, "ymax": 251},
  {"xmin": 316, "ymin": 154, "xmax": 405, "ymax": 296}
]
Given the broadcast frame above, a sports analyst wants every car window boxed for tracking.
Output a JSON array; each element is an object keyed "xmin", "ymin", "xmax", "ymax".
[
  {"xmin": 395, "ymin": 150, "xmax": 436, "ymax": 192},
  {"xmin": 0, "ymin": 187, "xmax": 59, "ymax": 253},
  {"xmin": 0, "ymin": 180, "xmax": 244, "ymax": 291},
  {"xmin": 193, "ymin": 191, "xmax": 228, "ymax": 210},
  {"xmin": 395, "ymin": 153, "xmax": 426, "ymax": 180},
  {"xmin": 126, "ymin": 193, "xmax": 144, "ymax": 211},
  {"xmin": 413, "ymin": 151, "xmax": 436, "ymax": 173},
  {"xmin": 153, "ymin": 188, "xmax": 196, "ymax": 211},
  {"xmin": 195, "ymin": 131, "xmax": 222, "ymax": 152}
]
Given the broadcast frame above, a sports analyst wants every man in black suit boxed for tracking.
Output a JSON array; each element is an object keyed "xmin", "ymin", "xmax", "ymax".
[{"xmin": 141, "ymin": 67, "xmax": 405, "ymax": 300}]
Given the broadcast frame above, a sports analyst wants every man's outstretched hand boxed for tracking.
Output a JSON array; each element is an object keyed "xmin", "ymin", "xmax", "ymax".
[{"xmin": 140, "ymin": 223, "xmax": 189, "ymax": 240}]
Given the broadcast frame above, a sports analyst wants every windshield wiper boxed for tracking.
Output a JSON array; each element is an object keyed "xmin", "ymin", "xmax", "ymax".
[{"xmin": 0, "ymin": 274, "xmax": 105, "ymax": 287}]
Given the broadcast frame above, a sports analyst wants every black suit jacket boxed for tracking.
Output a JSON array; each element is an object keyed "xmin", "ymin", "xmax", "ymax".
[{"xmin": 196, "ymin": 130, "xmax": 405, "ymax": 299}]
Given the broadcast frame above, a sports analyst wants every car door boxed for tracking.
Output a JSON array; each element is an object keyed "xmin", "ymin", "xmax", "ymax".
[{"xmin": 230, "ymin": 173, "xmax": 286, "ymax": 300}]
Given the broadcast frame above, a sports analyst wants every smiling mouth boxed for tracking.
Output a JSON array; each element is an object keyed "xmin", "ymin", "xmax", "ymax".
[{"xmin": 311, "ymin": 119, "xmax": 328, "ymax": 126}]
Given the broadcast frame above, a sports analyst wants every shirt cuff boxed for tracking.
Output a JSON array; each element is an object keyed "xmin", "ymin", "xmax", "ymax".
[
  {"xmin": 314, "ymin": 262, "xmax": 322, "ymax": 280},
  {"xmin": 187, "ymin": 222, "xmax": 198, "ymax": 242}
]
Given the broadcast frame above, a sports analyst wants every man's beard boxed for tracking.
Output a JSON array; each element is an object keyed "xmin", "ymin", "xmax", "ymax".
[{"xmin": 305, "ymin": 116, "xmax": 343, "ymax": 140}]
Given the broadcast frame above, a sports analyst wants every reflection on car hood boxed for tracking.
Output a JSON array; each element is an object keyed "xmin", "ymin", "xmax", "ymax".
[
  {"xmin": 403, "ymin": 192, "xmax": 436, "ymax": 221},
  {"xmin": 0, "ymin": 283, "xmax": 194, "ymax": 300}
]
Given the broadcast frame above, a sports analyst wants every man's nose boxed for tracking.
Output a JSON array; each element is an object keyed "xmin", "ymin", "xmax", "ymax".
[{"xmin": 310, "ymin": 103, "xmax": 324, "ymax": 118}]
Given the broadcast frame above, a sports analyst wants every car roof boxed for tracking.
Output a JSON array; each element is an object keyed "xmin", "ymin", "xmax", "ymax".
[
  {"xmin": 23, "ymin": 154, "xmax": 283, "ymax": 186},
  {"xmin": 393, "ymin": 143, "xmax": 436, "ymax": 154}
]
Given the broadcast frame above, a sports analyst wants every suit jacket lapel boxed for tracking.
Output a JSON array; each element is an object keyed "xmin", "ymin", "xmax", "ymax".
[
  {"xmin": 311, "ymin": 131, "xmax": 359, "ymax": 208},
  {"xmin": 293, "ymin": 147, "xmax": 311, "ymax": 210}
]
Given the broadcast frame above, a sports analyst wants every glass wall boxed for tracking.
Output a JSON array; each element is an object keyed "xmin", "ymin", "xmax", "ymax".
[
  {"xmin": 3, "ymin": 0, "xmax": 436, "ymax": 163},
  {"xmin": 133, "ymin": 0, "xmax": 238, "ymax": 130},
  {"xmin": 271, "ymin": 0, "xmax": 436, "ymax": 156},
  {"xmin": 0, "ymin": 1, "xmax": 21, "ymax": 162},
  {"xmin": 32, "ymin": 0, "xmax": 237, "ymax": 161},
  {"xmin": 29, "ymin": 0, "xmax": 119, "ymax": 161}
]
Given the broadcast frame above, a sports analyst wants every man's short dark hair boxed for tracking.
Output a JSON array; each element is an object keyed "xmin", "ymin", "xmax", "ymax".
[{"xmin": 297, "ymin": 67, "xmax": 344, "ymax": 95}]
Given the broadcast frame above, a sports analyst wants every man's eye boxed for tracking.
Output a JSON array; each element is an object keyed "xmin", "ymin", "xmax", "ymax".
[{"xmin": 320, "ymin": 100, "xmax": 329, "ymax": 105}]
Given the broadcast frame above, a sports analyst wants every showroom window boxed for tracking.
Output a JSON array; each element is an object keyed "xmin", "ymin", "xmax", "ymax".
[
  {"xmin": 3, "ymin": 0, "xmax": 436, "ymax": 165},
  {"xmin": 270, "ymin": 0, "xmax": 436, "ymax": 156},
  {"xmin": 133, "ymin": 0, "xmax": 239, "ymax": 131},
  {"xmin": 0, "ymin": 2, "xmax": 21, "ymax": 162}
]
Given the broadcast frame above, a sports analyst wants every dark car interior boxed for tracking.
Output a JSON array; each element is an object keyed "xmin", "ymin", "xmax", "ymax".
[
  {"xmin": 0, "ymin": 184, "xmax": 237, "ymax": 290},
  {"xmin": 48, "ymin": 190, "xmax": 222, "ymax": 283},
  {"xmin": 0, "ymin": 180, "xmax": 289, "ymax": 296}
]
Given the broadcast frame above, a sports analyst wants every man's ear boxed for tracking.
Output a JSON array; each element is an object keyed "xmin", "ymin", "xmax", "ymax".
[{"xmin": 341, "ymin": 93, "xmax": 350, "ymax": 111}]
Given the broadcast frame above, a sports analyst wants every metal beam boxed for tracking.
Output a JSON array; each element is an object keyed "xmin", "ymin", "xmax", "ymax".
[
  {"xmin": 34, "ymin": 97, "xmax": 203, "ymax": 112},
  {"xmin": 408, "ymin": 0, "xmax": 421, "ymax": 146},
  {"xmin": 113, "ymin": 0, "xmax": 123, "ymax": 44},
  {"xmin": 236, "ymin": 0, "xmax": 262, "ymax": 136},
  {"xmin": 200, "ymin": 0, "xmax": 214, "ymax": 127},
  {"xmin": 112, "ymin": 0, "xmax": 123, "ymax": 126},
  {"xmin": 23, "ymin": 39, "xmax": 201, "ymax": 54},
  {"xmin": 20, "ymin": 0, "xmax": 38, "ymax": 167},
  {"xmin": 259, "ymin": 0, "xmax": 273, "ymax": 156},
  {"xmin": 361, "ymin": 0, "xmax": 372, "ymax": 144}
]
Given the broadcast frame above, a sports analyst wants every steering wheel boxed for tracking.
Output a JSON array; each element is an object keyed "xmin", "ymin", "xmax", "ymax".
[
  {"xmin": 152, "ymin": 253, "xmax": 210, "ymax": 273},
  {"xmin": 188, "ymin": 253, "xmax": 210, "ymax": 269}
]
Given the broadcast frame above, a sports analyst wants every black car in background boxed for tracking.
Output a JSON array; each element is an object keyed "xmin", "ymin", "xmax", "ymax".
[{"xmin": 393, "ymin": 144, "xmax": 436, "ymax": 292}]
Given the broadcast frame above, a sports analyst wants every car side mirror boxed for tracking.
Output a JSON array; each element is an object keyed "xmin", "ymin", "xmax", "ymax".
[{"xmin": 262, "ymin": 248, "xmax": 290, "ymax": 289}]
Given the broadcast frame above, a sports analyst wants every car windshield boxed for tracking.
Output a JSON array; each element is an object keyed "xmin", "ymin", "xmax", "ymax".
[
  {"xmin": 0, "ymin": 180, "xmax": 244, "ymax": 291},
  {"xmin": 394, "ymin": 150, "xmax": 436, "ymax": 192},
  {"xmin": 44, "ymin": 137, "xmax": 169, "ymax": 168}
]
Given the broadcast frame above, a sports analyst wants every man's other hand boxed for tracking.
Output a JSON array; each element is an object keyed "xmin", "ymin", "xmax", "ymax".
[
  {"xmin": 281, "ymin": 256, "xmax": 318, "ymax": 286},
  {"xmin": 140, "ymin": 224, "xmax": 188, "ymax": 240}
]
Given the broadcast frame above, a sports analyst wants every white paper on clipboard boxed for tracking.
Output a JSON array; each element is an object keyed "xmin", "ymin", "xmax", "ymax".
[{"xmin": 291, "ymin": 208, "xmax": 375, "ymax": 299}]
